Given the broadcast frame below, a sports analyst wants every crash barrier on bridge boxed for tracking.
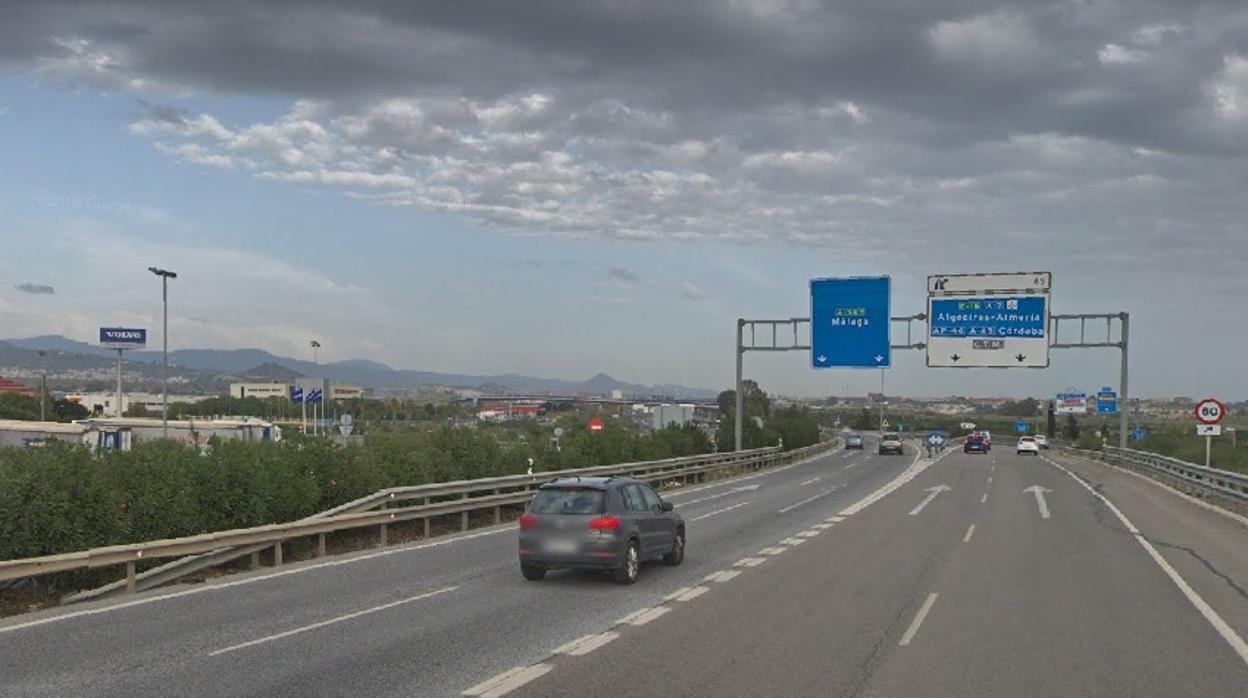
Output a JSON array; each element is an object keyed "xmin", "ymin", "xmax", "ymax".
[
  {"xmin": 1066, "ymin": 445, "xmax": 1248, "ymax": 509},
  {"xmin": 2, "ymin": 440, "xmax": 838, "ymax": 600}
]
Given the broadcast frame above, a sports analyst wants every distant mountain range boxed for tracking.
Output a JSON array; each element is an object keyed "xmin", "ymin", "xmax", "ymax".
[{"xmin": 1, "ymin": 336, "xmax": 717, "ymax": 399}]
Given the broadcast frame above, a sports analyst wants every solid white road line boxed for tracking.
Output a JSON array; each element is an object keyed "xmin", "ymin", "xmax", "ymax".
[
  {"xmin": 898, "ymin": 592, "xmax": 940, "ymax": 646},
  {"xmin": 963, "ymin": 524, "xmax": 975, "ymax": 543},
  {"xmin": 1048, "ymin": 458, "xmax": 1248, "ymax": 667},
  {"xmin": 208, "ymin": 585, "xmax": 456, "ymax": 657},
  {"xmin": 464, "ymin": 664, "xmax": 554, "ymax": 697},
  {"xmin": 553, "ymin": 631, "xmax": 620, "ymax": 656},
  {"xmin": 778, "ymin": 487, "xmax": 839, "ymax": 513},
  {"xmin": 620, "ymin": 606, "xmax": 671, "ymax": 626},
  {"xmin": 838, "ymin": 451, "xmax": 934, "ymax": 517},
  {"xmin": 690, "ymin": 501, "xmax": 751, "ymax": 522},
  {"xmin": 800, "ymin": 476, "xmax": 822, "ymax": 486}
]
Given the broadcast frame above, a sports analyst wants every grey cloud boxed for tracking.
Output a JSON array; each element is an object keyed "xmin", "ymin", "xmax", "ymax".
[
  {"xmin": 15, "ymin": 283, "xmax": 55, "ymax": 295},
  {"xmin": 1, "ymin": 1, "xmax": 1247, "ymax": 291},
  {"xmin": 682, "ymin": 282, "xmax": 709, "ymax": 302},
  {"xmin": 607, "ymin": 267, "xmax": 638, "ymax": 285}
]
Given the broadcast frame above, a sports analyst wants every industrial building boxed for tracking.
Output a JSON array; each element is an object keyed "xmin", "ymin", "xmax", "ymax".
[
  {"xmin": 229, "ymin": 382, "xmax": 292, "ymax": 399},
  {"xmin": 64, "ymin": 392, "xmax": 213, "ymax": 416},
  {"xmin": 0, "ymin": 377, "xmax": 36, "ymax": 397},
  {"xmin": 652, "ymin": 403, "xmax": 696, "ymax": 430},
  {"xmin": 0, "ymin": 416, "xmax": 280, "ymax": 451}
]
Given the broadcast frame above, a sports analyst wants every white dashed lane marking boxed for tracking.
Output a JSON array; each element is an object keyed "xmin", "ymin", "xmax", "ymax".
[
  {"xmin": 616, "ymin": 606, "xmax": 671, "ymax": 626},
  {"xmin": 735, "ymin": 557, "xmax": 767, "ymax": 568},
  {"xmin": 899, "ymin": 592, "xmax": 940, "ymax": 647},
  {"xmin": 552, "ymin": 632, "xmax": 619, "ymax": 656},
  {"xmin": 797, "ymin": 530, "xmax": 821, "ymax": 538},
  {"xmin": 689, "ymin": 501, "xmax": 751, "ymax": 522},
  {"xmin": 778, "ymin": 487, "xmax": 839, "ymax": 513},
  {"xmin": 779, "ymin": 537, "xmax": 806, "ymax": 546},
  {"xmin": 704, "ymin": 570, "xmax": 742, "ymax": 583},
  {"xmin": 758, "ymin": 547, "xmax": 787, "ymax": 555},
  {"xmin": 463, "ymin": 664, "xmax": 553, "ymax": 697}
]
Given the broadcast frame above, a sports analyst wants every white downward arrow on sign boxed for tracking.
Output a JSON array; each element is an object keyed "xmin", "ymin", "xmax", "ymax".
[
  {"xmin": 1024, "ymin": 485, "xmax": 1053, "ymax": 519},
  {"xmin": 817, "ymin": 355, "xmax": 828, "ymax": 362},
  {"xmin": 908, "ymin": 484, "xmax": 951, "ymax": 516},
  {"xmin": 874, "ymin": 354, "xmax": 884, "ymax": 363}
]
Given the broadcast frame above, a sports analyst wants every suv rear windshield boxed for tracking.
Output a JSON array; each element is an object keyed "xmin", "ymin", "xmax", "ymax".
[
  {"xmin": 882, "ymin": 433, "xmax": 900, "ymax": 440},
  {"xmin": 530, "ymin": 487, "xmax": 606, "ymax": 514}
]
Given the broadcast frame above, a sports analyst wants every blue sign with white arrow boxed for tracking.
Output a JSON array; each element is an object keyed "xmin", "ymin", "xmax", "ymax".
[
  {"xmin": 810, "ymin": 276, "xmax": 891, "ymax": 369},
  {"xmin": 1131, "ymin": 426, "xmax": 1148, "ymax": 442},
  {"xmin": 1097, "ymin": 387, "xmax": 1117, "ymax": 414},
  {"xmin": 1014, "ymin": 420, "xmax": 1030, "ymax": 434}
]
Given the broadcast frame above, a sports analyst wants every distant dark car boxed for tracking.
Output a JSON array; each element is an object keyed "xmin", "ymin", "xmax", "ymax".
[
  {"xmin": 878, "ymin": 432, "xmax": 904, "ymax": 455},
  {"xmin": 965, "ymin": 435, "xmax": 988, "ymax": 454},
  {"xmin": 845, "ymin": 433, "xmax": 864, "ymax": 449},
  {"xmin": 518, "ymin": 477, "xmax": 684, "ymax": 584}
]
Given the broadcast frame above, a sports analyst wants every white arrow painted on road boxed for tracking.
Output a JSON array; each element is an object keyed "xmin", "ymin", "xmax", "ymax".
[
  {"xmin": 908, "ymin": 485, "xmax": 952, "ymax": 516},
  {"xmin": 1025, "ymin": 485, "xmax": 1053, "ymax": 519}
]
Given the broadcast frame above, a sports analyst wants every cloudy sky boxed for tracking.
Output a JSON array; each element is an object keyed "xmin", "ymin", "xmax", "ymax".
[{"xmin": 1, "ymin": 1, "xmax": 1245, "ymax": 399}]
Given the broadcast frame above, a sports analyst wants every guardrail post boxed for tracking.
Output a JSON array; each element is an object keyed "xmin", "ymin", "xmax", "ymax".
[
  {"xmin": 250, "ymin": 551, "xmax": 260, "ymax": 569},
  {"xmin": 494, "ymin": 488, "xmax": 502, "ymax": 524},
  {"xmin": 316, "ymin": 533, "xmax": 326, "ymax": 558},
  {"xmin": 125, "ymin": 561, "xmax": 136, "ymax": 593},
  {"xmin": 461, "ymin": 492, "xmax": 470, "ymax": 531},
  {"xmin": 273, "ymin": 541, "xmax": 283, "ymax": 566},
  {"xmin": 379, "ymin": 523, "xmax": 388, "ymax": 547}
]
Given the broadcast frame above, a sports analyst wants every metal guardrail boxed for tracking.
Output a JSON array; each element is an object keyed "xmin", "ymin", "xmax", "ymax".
[
  {"xmin": 1069, "ymin": 445, "xmax": 1248, "ymax": 503},
  {"xmin": 3, "ymin": 441, "xmax": 837, "ymax": 597}
]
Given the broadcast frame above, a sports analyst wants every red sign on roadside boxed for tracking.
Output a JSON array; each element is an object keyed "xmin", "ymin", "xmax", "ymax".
[
  {"xmin": 1195, "ymin": 398, "xmax": 1227, "ymax": 425},
  {"xmin": 588, "ymin": 418, "xmax": 605, "ymax": 433}
]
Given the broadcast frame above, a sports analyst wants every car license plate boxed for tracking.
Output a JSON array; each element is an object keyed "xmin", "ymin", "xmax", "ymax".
[{"xmin": 544, "ymin": 538, "xmax": 577, "ymax": 554}]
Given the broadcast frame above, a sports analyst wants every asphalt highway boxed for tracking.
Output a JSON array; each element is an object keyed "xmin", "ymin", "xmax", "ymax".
[{"xmin": 3, "ymin": 440, "xmax": 1247, "ymax": 697}]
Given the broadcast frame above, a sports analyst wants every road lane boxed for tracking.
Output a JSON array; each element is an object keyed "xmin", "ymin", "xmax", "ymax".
[
  {"xmin": 0, "ymin": 439, "xmax": 916, "ymax": 696},
  {"xmin": 509, "ymin": 446, "xmax": 1248, "ymax": 698}
]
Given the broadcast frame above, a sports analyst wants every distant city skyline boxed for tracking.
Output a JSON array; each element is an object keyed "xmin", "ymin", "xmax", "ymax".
[{"xmin": 2, "ymin": 2, "xmax": 1246, "ymax": 399}]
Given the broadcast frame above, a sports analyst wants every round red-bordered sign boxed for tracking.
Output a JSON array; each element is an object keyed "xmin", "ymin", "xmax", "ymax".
[
  {"xmin": 587, "ymin": 417, "xmax": 606, "ymax": 433},
  {"xmin": 1195, "ymin": 398, "xmax": 1226, "ymax": 425}
]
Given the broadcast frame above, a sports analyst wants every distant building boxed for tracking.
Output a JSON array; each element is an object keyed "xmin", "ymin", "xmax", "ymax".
[
  {"xmin": 65, "ymin": 392, "xmax": 212, "ymax": 416},
  {"xmin": 329, "ymin": 384, "xmax": 366, "ymax": 400},
  {"xmin": 0, "ymin": 416, "xmax": 279, "ymax": 451},
  {"xmin": 611, "ymin": 389, "xmax": 624, "ymax": 399},
  {"xmin": 652, "ymin": 404, "xmax": 696, "ymax": 430},
  {"xmin": 0, "ymin": 377, "xmax": 36, "ymax": 397},
  {"xmin": 229, "ymin": 382, "xmax": 292, "ymax": 399},
  {"xmin": 478, "ymin": 404, "xmax": 542, "ymax": 421}
]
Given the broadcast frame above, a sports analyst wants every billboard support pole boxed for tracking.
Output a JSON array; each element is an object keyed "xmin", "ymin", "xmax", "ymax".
[{"xmin": 116, "ymin": 349, "xmax": 124, "ymax": 418}]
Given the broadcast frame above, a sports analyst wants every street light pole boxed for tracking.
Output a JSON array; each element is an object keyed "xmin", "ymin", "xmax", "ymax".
[
  {"xmin": 148, "ymin": 266, "xmax": 178, "ymax": 438},
  {"xmin": 311, "ymin": 340, "xmax": 321, "ymax": 436}
]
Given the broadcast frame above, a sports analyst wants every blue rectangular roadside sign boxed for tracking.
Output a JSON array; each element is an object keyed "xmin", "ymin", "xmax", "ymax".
[
  {"xmin": 98, "ymin": 327, "xmax": 147, "ymax": 350},
  {"xmin": 810, "ymin": 276, "xmax": 891, "ymax": 369},
  {"xmin": 1097, "ymin": 387, "xmax": 1118, "ymax": 414}
]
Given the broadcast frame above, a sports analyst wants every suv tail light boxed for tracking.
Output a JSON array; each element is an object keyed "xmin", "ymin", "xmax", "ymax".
[
  {"xmin": 589, "ymin": 516, "xmax": 621, "ymax": 532},
  {"xmin": 518, "ymin": 514, "xmax": 538, "ymax": 530}
]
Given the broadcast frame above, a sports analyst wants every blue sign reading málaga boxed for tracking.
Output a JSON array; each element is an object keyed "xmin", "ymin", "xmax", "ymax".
[{"xmin": 810, "ymin": 276, "xmax": 891, "ymax": 369}]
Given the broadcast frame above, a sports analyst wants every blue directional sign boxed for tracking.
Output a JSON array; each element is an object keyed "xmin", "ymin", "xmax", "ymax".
[
  {"xmin": 290, "ymin": 387, "xmax": 304, "ymax": 403},
  {"xmin": 810, "ymin": 276, "xmax": 891, "ymax": 369},
  {"xmin": 926, "ymin": 432, "xmax": 947, "ymax": 447},
  {"xmin": 1014, "ymin": 420, "xmax": 1030, "ymax": 434},
  {"xmin": 1131, "ymin": 426, "xmax": 1148, "ymax": 442},
  {"xmin": 99, "ymin": 327, "xmax": 147, "ymax": 350},
  {"xmin": 1097, "ymin": 387, "xmax": 1118, "ymax": 414}
]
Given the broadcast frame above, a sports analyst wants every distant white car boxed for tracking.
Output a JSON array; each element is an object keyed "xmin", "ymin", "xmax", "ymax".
[
  {"xmin": 1017, "ymin": 436, "xmax": 1040, "ymax": 455},
  {"xmin": 1034, "ymin": 434, "xmax": 1049, "ymax": 450}
]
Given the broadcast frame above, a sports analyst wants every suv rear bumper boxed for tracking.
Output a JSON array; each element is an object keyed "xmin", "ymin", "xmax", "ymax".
[{"xmin": 518, "ymin": 534, "xmax": 627, "ymax": 570}]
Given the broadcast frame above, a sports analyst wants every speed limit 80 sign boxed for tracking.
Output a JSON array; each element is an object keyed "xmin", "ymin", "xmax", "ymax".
[{"xmin": 1195, "ymin": 398, "xmax": 1227, "ymax": 425}]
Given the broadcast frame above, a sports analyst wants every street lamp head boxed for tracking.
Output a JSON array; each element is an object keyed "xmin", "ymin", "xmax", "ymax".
[{"xmin": 148, "ymin": 266, "xmax": 178, "ymax": 279}]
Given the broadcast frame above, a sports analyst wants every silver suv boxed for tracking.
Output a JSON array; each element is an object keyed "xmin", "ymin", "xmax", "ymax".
[
  {"xmin": 878, "ymin": 432, "xmax": 904, "ymax": 455},
  {"xmin": 518, "ymin": 477, "xmax": 685, "ymax": 584}
]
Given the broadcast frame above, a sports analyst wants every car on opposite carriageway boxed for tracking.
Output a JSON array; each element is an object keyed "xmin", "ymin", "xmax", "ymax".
[{"xmin": 517, "ymin": 477, "xmax": 684, "ymax": 585}]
